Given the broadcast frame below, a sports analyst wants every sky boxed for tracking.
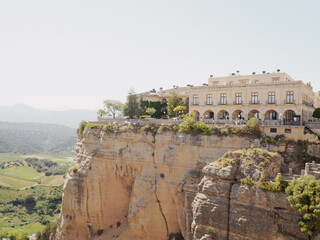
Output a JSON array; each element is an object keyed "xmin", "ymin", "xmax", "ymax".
[{"xmin": 0, "ymin": 0, "xmax": 319, "ymax": 110}]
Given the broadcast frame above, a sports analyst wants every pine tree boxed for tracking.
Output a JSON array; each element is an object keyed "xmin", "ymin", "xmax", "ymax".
[{"xmin": 123, "ymin": 88, "xmax": 141, "ymax": 118}]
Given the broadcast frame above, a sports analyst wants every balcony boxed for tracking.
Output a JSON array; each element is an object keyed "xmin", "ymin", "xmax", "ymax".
[
  {"xmin": 233, "ymin": 101, "xmax": 243, "ymax": 105},
  {"xmin": 218, "ymin": 101, "xmax": 228, "ymax": 105},
  {"xmin": 284, "ymin": 100, "xmax": 295, "ymax": 105},
  {"xmin": 249, "ymin": 100, "xmax": 260, "ymax": 105},
  {"xmin": 204, "ymin": 101, "xmax": 213, "ymax": 106},
  {"xmin": 266, "ymin": 100, "xmax": 277, "ymax": 105},
  {"xmin": 191, "ymin": 102, "xmax": 199, "ymax": 106}
]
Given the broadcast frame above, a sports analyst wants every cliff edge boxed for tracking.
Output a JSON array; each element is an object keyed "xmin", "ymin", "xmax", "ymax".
[{"xmin": 55, "ymin": 125, "xmax": 313, "ymax": 240}]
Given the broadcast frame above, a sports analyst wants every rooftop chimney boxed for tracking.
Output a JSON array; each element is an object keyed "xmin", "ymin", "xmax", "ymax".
[
  {"xmin": 210, "ymin": 75, "xmax": 213, "ymax": 77},
  {"xmin": 159, "ymin": 87, "xmax": 163, "ymax": 91},
  {"xmin": 236, "ymin": 70, "xmax": 240, "ymax": 75},
  {"xmin": 252, "ymin": 72, "xmax": 256, "ymax": 75},
  {"xmin": 277, "ymin": 69, "xmax": 280, "ymax": 72},
  {"xmin": 262, "ymin": 71, "xmax": 266, "ymax": 74},
  {"xmin": 231, "ymin": 73, "xmax": 235, "ymax": 75}
]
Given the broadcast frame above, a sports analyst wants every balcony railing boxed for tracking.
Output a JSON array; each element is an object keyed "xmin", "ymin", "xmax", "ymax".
[
  {"xmin": 191, "ymin": 102, "xmax": 199, "ymax": 106},
  {"xmin": 204, "ymin": 101, "xmax": 213, "ymax": 105},
  {"xmin": 249, "ymin": 100, "xmax": 260, "ymax": 105},
  {"xmin": 266, "ymin": 100, "xmax": 277, "ymax": 105},
  {"xmin": 284, "ymin": 100, "xmax": 295, "ymax": 105},
  {"xmin": 233, "ymin": 101, "xmax": 243, "ymax": 105},
  {"xmin": 218, "ymin": 101, "xmax": 228, "ymax": 105}
]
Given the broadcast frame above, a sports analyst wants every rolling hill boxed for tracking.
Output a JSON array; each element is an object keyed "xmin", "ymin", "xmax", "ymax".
[{"xmin": 0, "ymin": 122, "xmax": 77, "ymax": 154}]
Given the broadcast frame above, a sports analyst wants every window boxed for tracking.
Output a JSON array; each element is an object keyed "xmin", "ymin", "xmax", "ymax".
[
  {"xmin": 251, "ymin": 92, "xmax": 258, "ymax": 104},
  {"xmin": 254, "ymin": 80, "xmax": 259, "ymax": 83},
  {"xmin": 268, "ymin": 92, "xmax": 275, "ymax": 104},
  {"xmin": 286, "ymin": 91, "xmax": 294, "ymax": 104},
  {"xmin": 220, "ymin": 94, "xmax": 227, "ymax": 105},
  {"xmin": 270, "ymin": 128, "xmax": 277, "ymax": 133},
  {"xmin": 206, "ymin": 94, "xmax": 212, "ymax": 105},
  {"xmin": 272, "ymin": 78, "xmax": 280, "ymax": 83},
  {"xmin": 239, "ymin": 80, "xmax": 248, "ymax": 85},
  {"xmin": 285, "ymin": 129, "xmax": 292, "ymax": 133},
  {"xmin": 235, "ymin": 93, "xmax": 242, "ymax": 104},
  {"xmin": 193, "ymin": 95, "xmax": 199, "ymax": 105},
  {"xmin": 229, "ymin": 82, "xmax": 233, "ymax": 85}
]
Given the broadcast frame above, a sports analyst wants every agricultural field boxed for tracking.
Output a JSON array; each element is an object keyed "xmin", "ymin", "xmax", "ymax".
[
  {"xmin": 0, "ymin": 153, "xmax": 74, "ymax": 239},
  {"xmin": 0, "ymin": 153, "xmax": 74, "ymax": 189}
]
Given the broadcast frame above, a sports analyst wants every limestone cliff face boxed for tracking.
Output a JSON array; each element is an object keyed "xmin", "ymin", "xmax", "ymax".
[
  {"xmin": 56, "ymin": 128, "xmax": 309, "ymax": 240},
  {"xmin": 56, "ymin": 129, "xmax": 255, "ymax": 240}
]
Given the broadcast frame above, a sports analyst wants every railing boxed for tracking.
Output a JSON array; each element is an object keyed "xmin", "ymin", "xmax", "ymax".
[
  {"xmin": 233, "ymin": 101, "xmax": 243, "ymax": 105},
  {"xmin": 95, "ymin": 118, "xmax": 184, "ymax": 126},
  {"xmin": 218, "ymin": 101, "xmax": 228, "ymax": 105},
  {"xmin": 204, "ymin": 101, "xmax": 213, "ymax": 105},
  {"xmin": 191, "ymin": 102, "xmax": 199, "ymax": 106},
  {"xmin": 249, "ymin": 100, "xmax": 260, "ymax": 105},
  {"xmin": 266, "ymin": 100, "xmax": 277, "ymax": 105},
  {"xmin": 284, "ymin": 100, "xmax": 295, "ymax": 104}
]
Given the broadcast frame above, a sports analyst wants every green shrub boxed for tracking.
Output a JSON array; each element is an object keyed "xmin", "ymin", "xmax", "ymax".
[
  {"xmin": 139, "ymin": 115, "xmax": 151, "ymax": 119},
  {"xmin": 259, "ymin": 174, "xmax": 288, "ymax": 192},
  {"xmin": 286, "ymin": 175, "xmax": 320, "ymax": 237},
  {"xmin": 205, "ymin": 226, "xmax": 216, "ymax": 239},
  {"xmin": 178, "ymin": 117, "xmax": 214, "ymax": 135},
  {"xmin": 78, "ymin": 121, "xmax": 88, "ymax": 138},
  {"xmin": 102, "ymin": 124, "xmax": 115, "ymax": 133},
  {"xmin": 240, "ymin": 176, "xmax": 257, "ymax": 187}
]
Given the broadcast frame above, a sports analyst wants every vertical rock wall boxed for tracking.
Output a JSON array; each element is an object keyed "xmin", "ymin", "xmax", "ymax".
[{"xmin": 56, "ymin": 129, "xmax": 254, "ymax": 240}]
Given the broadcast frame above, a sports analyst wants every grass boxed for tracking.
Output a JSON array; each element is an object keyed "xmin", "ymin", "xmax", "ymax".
[
  {"xmin": 41, "ymin": 175, "xmax": 65, "ymax": 186},
  {"xmin": 0, "ymin": 222, "xmax": 46, "ymax": 235},
  {"xmin": 0, "ymin": 166, "xmax": 44, "ymax": 181},
  {"xmin": 0, "ymin": 175, "xmax": 36, "ymax": 189}
]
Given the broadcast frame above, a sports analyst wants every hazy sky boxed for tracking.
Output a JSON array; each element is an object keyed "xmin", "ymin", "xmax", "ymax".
[{"xmin": 0, "ymin": 0, "xmax": 319, "ymax": 110}]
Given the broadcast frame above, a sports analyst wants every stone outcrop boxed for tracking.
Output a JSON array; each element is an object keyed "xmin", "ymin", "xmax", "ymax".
[
  {"xmin": 56, "ymin": 128, "xmax": 313, "ymax": 240},
  {"xmin": 191, "ymin": 149, "xmax": 308, "ymax": 240}
]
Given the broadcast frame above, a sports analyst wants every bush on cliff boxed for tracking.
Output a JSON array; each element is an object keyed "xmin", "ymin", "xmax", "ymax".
[
  {"xmin": 259, "ymin": 174, "xmax": 288, "ymax": 192},
  {"xmin": 178, "ymin": 117, "xmax": 214, "ymax": 135},
  {"xmin": 285, "ymin": 175, "xmax": 320, "ymax": 237}
]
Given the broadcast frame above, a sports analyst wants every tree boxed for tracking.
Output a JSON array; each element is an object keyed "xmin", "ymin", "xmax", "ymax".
[
  {"xmin": 123, "ymin": 88, "xmax": 141, "ymax": 118},
  {"xmin": 312, "ymin": 108, "xmax": 320, "ymax": 119},
  {"xmin": 97, "ymin": 109, "xmax": 107, "ymax": 119},
  {"xmin": 146, "ymin": 107, "xmax": 156, "ymax": 117},
  {"xmin": 174, "ymin": 105, "xmax": 186, "ymax": 117},
  {"xmin": 99, "ymin": 100, "xmax": 123, "ymax": 119},
  {"xmin": 286, "ymin": 175, "xmax": 320, "ymax": 238},
  {"xmin": 167, "ymin": 93, "xmax": 181, "ymax": 117}
]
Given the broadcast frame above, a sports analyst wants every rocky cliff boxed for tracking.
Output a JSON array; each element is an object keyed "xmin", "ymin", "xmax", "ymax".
[{"xmin": 56, "ymin": 127, "xmax": 311, "ymax": 240}]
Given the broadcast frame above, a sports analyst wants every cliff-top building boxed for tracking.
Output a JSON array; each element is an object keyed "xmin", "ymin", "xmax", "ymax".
[{"xmin": 140, "ymin": 70, "xmax": 319, "ymax": 125}]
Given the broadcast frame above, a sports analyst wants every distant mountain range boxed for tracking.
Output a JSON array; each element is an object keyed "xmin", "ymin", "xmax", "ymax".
[
  {"xmin": 0, "ymin": 104, "xmax": 97, "ymax": 128},
  {"xmin": 0, "ymin": 121, "xmax": 77, "ymax": 154}
]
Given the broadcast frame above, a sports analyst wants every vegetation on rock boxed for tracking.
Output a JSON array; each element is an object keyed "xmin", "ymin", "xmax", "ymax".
[{"xmin": 286, "ymin": 175, "xmax": 320, "ymax": 237}]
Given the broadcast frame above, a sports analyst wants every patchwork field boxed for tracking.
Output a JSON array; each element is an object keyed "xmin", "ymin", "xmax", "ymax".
[{"xmin": 0, "ymin": 153, "xmax": 74, "ymax": 189}]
